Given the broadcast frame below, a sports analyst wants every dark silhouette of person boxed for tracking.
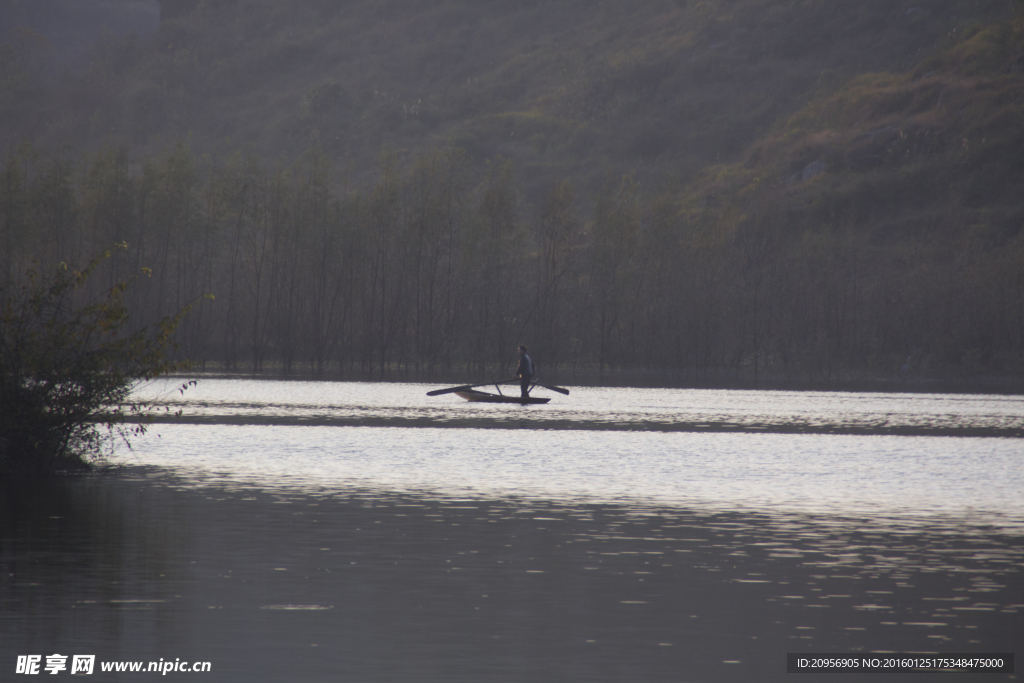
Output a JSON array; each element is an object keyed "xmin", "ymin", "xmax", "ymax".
[{"xmin": 514, "ymin": 345, "xmax": 534, "ymax": 399}]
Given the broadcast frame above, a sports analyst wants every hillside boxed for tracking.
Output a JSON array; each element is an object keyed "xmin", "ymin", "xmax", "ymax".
[
  {"xmin": 1, "ymin": 0, "xmax": 1023, "ymax": 387},
  {"xmin": 1, "ymin": 0, "xmax": 1014, "ymax": 199},
  {"xmin": 665, "ymin": 13, "xmax": 1024, "ymax": 380},
  {"xmin": 0, "ymin": 0, "xmax": 157, "ymax": 69}
]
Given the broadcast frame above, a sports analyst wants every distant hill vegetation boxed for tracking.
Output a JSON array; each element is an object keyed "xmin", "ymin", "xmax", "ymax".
[
  {"xmin": 2, "ymin": 0, "xmax": 1023, "ymax": 386},
  {"xmin": 0, "ymin": 0, "xmax": 1016, "ymax": 196}
]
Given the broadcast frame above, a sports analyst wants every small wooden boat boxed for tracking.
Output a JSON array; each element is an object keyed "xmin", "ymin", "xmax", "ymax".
[
  {"xmin": 455, "ymin": 389, "xmax": 550, "ymax": 404},
  {"xmin": 427, "ymin": 378, "xmax": 565, "ymax": 403}
]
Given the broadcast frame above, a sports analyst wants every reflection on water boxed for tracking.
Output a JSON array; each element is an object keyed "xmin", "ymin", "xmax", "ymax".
[
  {"xmin": 135, "ymin": 379, "xmax": 1024, "ymax": 436},
  {"xmin": 1, "ymin": 471, "xmax": 1020, "ymax": 682},
  {"xmin": 121, "ymin": 424, "xmax": 1024, "ymax": 524},
  {"xmin": 3, "ymin": 380, "xmax": 1022, "ymax": 681}
]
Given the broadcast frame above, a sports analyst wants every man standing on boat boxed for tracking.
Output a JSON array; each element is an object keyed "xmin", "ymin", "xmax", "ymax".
[{"xmin": 514, "ymin": 345, "xmax": 534, "ymax": 398}]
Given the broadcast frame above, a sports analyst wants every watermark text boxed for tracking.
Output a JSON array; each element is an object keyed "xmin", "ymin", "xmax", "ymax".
[{"xmin": 16, "ymin": 655, "xmax": 211, "ymax": 675}]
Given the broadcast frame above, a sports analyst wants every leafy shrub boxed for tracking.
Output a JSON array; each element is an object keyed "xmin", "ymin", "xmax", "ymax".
[{"xmin": 0, "ymin": 245, "xmax": 197, "ymax": 474}]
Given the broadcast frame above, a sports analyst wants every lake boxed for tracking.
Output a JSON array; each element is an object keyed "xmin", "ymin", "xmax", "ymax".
[{"xmin": 2, "ymin": 379, "xmax": 1021, "ymax": 681}]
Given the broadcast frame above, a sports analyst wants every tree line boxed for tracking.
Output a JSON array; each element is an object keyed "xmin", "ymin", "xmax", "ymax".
[{"xmin": 3, "ymin": 140, "xmax": 1022, "ymax": 386}]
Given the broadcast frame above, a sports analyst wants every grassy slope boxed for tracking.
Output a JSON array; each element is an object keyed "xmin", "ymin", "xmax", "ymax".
[
  {"xmin": 671, "ymin": 13, "xmax": 1024, "ymax": 376},
  {"xmin": 0, "ymin": 0, "xmax": 1014, "ymax": 201},
  {"xmin": 685, "ymin": 14, "xmax": 1024, "ymax": 241}
]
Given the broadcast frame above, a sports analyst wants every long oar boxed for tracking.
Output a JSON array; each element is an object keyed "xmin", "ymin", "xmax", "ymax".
[
  {"xmin": 427, "ymin": 379, "xmax": 517, "ymax": 397},
  {"xmin": 535, "ymin": 382, "xmax": 569, "ymax": 395}
]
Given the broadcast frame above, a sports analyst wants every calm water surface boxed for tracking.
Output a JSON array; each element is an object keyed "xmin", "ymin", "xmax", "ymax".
[
  {"xmin": 138, "ymin": 379, "xmax": 1024, "ymax": 436},
  {"xmin": 2, "ymin": 380, "xmax": 1021, "ymax": 681}
]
